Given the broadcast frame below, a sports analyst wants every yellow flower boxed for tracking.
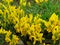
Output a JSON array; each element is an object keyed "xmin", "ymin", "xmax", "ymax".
[
  {"xmin": 3, "ymin": 29, "xmax": 7, "ymax": 34},
  {"xmin": 35, "ymin": 0, "xmax": 39, "ymax": 4},
  {"xmin": 9, "ymin": 5, "xmax": 16, "ymax": 12},
  {"xmin": 14, "ymin": 23, "xmax": 20, "ymax": 32},
  {"xmin": 45, "ymin": 0, "xmax": 48, "ymax": 2},
  {"xmin": 38, "ymin": 33, "xmax": 43, "ymax": 43},
  {"xmin": 30, "ymin": 24, "xmax": 35, "ymax": 31},
  {"xmin": 3, "ymin": 9, "xmax": 9, "ymax": 16},
  {"xmin": 12, "ymin": 35, "xmax": 19, "ymax": 41},
  {"xmin": 20, "ymin": 15, "xmax": 28, "ymax": 23},
  {"xmin": 5, "ymin": 37, "xmax": 11, "ymax": 42},
  {"xmin": 44, "ymin": 21, "xmax": 51, "ymax": 27},
  {"xmin": 20, "ymin": 9, "xmax": 25, "ymax": 17},
  {"xmin": 0, "ymin": 28, "xmax": 19, "ymax": 45},
  {"xmin": 35, "ymin": 0, "xmax": 44, "ymax": 4},
  {"xmin": 20, "ymin": 0, "xmax": 26, "ymax": 6},
  {"xmin": 49, "ymin": 13, "xmax": 58, "ymax": 25},
  {"xmin": 43, "ymin": 43, "xmax": 46, "ymax": 45},
  {"xmin": 11, "ymin": 35, "xmax": 19, "ymax": 45},
  {"xmin": 0, "ymin": 9, "xmax": 3, "ymax": 14},
  {"xmin": 29, "ymin": 14, "xmax": 33, "ymax": 23},
  {"xmin": 0, "ymin": 21, "xmax": 1, "ymax": 24},
  {"xmin": 6, "ymin": 30, "xmax": 12, "ymax": 37},
  {"xmin": 44, "ymin": 13, "xmax": 59, "ymax": 32},
  {"xmin": 29, "ymin": 35, "xmax": 37, "ymax": 44},
  {"xmin": 9, "ymin": 41, "xmax": 12, "ymax": 45},
  {"xmin": 23, "ymin": 2, "xmax": 26, "ymax": 6},
  {"xmin": 27, "ymin": 30, "xmax": 31, "ymax": 35},
  {"xmin": 24, "ymin": 23, "xmax": 30, "ymax": 29},
  {"xmin": 52, "ymin": 25, "xmax": 60, "ymax": 41},
  {"xmin": 52, "ymin": 35, "xmax": 56, "ymax": 40},
  {"xmin": 0, "ymin": 28, "xmax": 3, "ymax": 33},
  {"xmin": 28, "ymin": 2, "xmax": 31, "ymax": 7},
  {"xmin": 33, "ymin": 39, "xmax": 36, "ymax": 45},
  {"xmin": 5, "ymin": 31, "xmax": 12, "ymax": 42},
  {"xmin": 35, "ymin": 24, "xmax": 41, "ymax": 32}
]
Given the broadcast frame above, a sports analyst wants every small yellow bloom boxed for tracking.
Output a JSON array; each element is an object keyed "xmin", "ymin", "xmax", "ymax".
[
  {"xmin": 28, "ymin": 2, "xmax": 31, "ymax": 7},
  {"xmin": 38, "ymin": 33, "xmax": 43, "ymax": 43},
  {"xmin": 30, "ymin": 24, "xmax": 35, "ymax": 31},
  {"xmin": 11, "ymin": 35, "xmax": 19, "ymax": 45},
  {"xmin": 0, "ymin": 10, "xmax": 3, "ymax": 14},
  {"xmin": 29, "ymin": 14, "xmax": 33, "ymax": 23},
  {"xmin": 0, "ymin": 28, "xmax": 3, "ymax": 33},
  {"xmin": 49, "ymin": 13, "xmax": 58, "ymax": 23},
  {"xmin": 35, "ymin": 0, "xmax": 39, "ymax": 4},
  {"xmin": 43, "ymin": 43, "xmax": 45, "ymax": 45},
  {"xmin": 35, "ymin": 0, "xmax": 44, "ymax": 4},
  {"xmin": 23, "ymin": 2, "xmax": 26, "ymax": 6},
  {"xmin": 9, "ymin": 41, "xmax": 12, "ymax": 45},
  {"xmin": 45, "ymin": 0, "xmax": 48, "ymax": 2},
  {"xmin": 5, "ymin": 37, "xmax": 11, "ymax": 42},
  {"xmin": 6, "ymin": 30, "xmax": 12, "ymax": 37},
  {"xmin": 20, "ymin": 0, "xmax": 26, "ymax": 6},
  {"xmin": 52, "ymin": 35, "xmax": 56, "ymax": 40}
]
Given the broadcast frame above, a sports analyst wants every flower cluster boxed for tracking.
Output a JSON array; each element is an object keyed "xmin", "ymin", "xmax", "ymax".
[
  {"xmin": 14, "ymin": 14, "xmax": 44, "ymax": 44},
  {"xmin": 0, "ymin": 28, "xmax": 19, "ymax": 45},
  {"xmin": 43, "ymin": 13, "xmax": 60, "ymax": 43}
]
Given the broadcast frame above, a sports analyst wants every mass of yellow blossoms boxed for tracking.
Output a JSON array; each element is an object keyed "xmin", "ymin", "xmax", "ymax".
[
  {"xmin": 0, "ymin": 0, "xmax": 60, "ymax": 45},
  {"xmin": 0, "ymin": 28, "xmax": 19, "ymax": 45},
  {"xmin": 43, "ymin": 13, "xmax": 60, "ymax": 42}
]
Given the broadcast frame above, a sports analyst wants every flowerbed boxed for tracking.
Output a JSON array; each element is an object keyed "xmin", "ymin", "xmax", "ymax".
[{"xmin": 0, "ymin": 0, "xmax": 60, "ymax": 45}]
